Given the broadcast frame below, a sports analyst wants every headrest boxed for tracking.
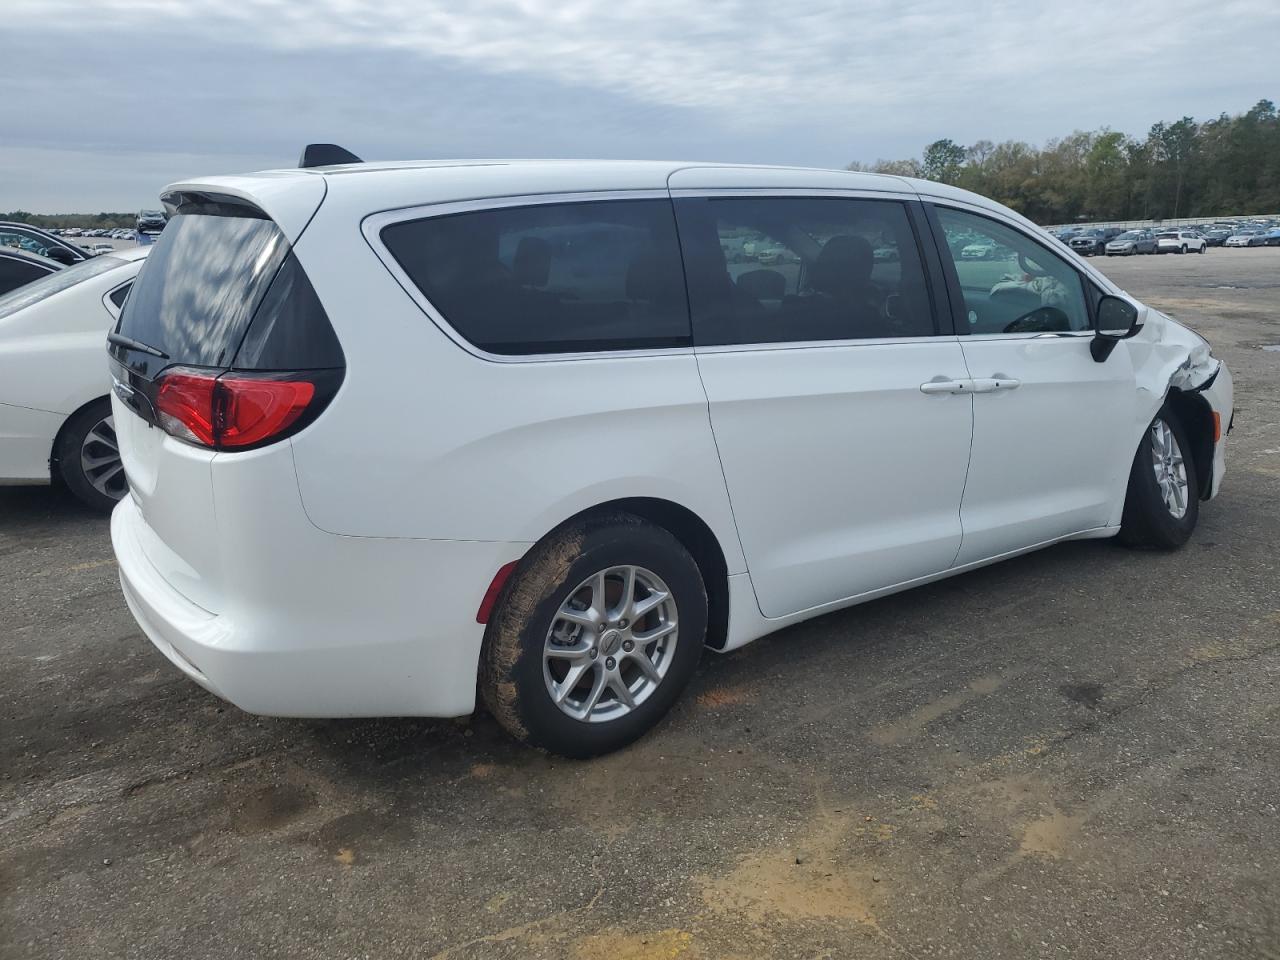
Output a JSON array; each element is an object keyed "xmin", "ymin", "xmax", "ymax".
[
  {"xmin": 808, "ymin": 235, "xmax": 873, "ymax": 296},
  {"xmin": 513, "ymin": 237, "xmax": 552, "ymax": 287},
  {"xmin": 736, "ymin": 268, "xmax": 786, "ymax": 300}
]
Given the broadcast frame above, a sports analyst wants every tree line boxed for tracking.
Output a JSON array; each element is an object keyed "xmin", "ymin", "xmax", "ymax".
[
  {"xmin": 3, "ymin": 212, "xmax": 137, "ymax": 230},
  {"xmin": 849, "ymin": 98, "xmax": 1279, "ymax": 225}
]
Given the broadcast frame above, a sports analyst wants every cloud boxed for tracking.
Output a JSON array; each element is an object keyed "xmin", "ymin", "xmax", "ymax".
[
  {"xmin": 12, "ymin": 0, "xmax": 1279, "ymax": 121},
  {"xmin": 3, "ymin": 0, "xmax": 1277, "ymax": 208}
]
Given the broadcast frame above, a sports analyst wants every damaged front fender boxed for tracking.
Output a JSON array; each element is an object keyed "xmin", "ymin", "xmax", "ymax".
[{"xmin": 1126, "ymin": 307, "xmax": 1233, "ymax": 500}]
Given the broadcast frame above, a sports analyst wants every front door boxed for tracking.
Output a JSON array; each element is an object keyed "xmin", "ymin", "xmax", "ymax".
[{"xmin": 929, "ymin": 204, "xmax": 1138, "ymax": 565}]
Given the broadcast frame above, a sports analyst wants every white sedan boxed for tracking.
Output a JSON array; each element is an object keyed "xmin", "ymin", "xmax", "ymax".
[
  {"xmin": 0, "ymin": 247, "xmax": 148, "ymax": 509},
  {"xmin": 1155, "ymin": 230, "xmax": 1207, "ymax": 254}
]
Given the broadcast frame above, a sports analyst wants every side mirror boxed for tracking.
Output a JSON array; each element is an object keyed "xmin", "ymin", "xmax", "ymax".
[
  {"xmin": 47, "ymin": 247, "xmax": 79, "ymax": 265},
  {"xmin": 1091, "ymin": 295, "xmax": 1142, "ymax": 362}
]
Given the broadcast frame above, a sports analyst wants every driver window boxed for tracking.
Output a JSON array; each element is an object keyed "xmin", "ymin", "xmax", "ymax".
[
  {"xmin": 677, "ymin": 196, "xmax": 936, "ymax": 346},
  {"xmin": 935, "ymin": 207, "xmax": 1089, "ymax": 335}
]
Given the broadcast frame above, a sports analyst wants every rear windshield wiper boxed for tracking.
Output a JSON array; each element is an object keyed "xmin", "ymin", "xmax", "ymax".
[{"xmin": 108, "ymin": 331, "xmax": 169, "ymax": 360}]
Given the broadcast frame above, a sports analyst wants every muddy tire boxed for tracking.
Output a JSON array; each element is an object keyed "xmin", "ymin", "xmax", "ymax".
[
  {"xmin": 1118, "ymin": 405, "xmax": 1200, "ymax": 550},
  {"xmin": 480, "ymin": 513, "xmax": 706, "ymax": 757}
]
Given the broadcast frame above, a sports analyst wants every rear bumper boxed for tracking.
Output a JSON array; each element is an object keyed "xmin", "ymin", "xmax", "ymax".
[{"xmin": 112, "ymin": 494, "xmax": 528, "ymax": 717}]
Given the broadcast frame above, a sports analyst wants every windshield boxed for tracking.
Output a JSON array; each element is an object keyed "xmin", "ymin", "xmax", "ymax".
[
  {"xmin": 0, "ymin": 255, "xmax": 125, "ymax": 320},
  {"xmin": 1114, "ymin": 231, "xmax": 1141, "ymax": 241}
]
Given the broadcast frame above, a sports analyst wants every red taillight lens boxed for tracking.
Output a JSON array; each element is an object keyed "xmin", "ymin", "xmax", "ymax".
[
  {"xmin": 152, "ymin": 370, "xmax": 319, "ymax": 450},
  {"xmin": 217, "ymin": 377, "xmax": 315, "ymax": 449},
  {"xmin": 155, "ymin": 372, "xmax": 218, "ymax": 446}
]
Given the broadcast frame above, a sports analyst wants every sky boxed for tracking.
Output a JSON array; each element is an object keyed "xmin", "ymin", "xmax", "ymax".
[{"xmin": 3, "ymin": 0, "xmax": 1277, "ymax": 212}]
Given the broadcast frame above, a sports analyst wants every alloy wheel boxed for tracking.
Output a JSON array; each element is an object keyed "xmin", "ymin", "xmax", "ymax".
[
  {"xmin": 1150, "ymin": 419, "xmax": 1189, "ymax": 519},
  {"xmin": 542, "ymin": 564, "xmax": 679, "ymax": 723},
  {"xmin": 79, "ymin": 415, "xmax": 127, "ymax": 500}
]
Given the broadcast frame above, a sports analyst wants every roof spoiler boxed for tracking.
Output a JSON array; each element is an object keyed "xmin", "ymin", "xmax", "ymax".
[{"xmin": 298, "ymin": 143, "xmax": 362, "ymax": 169}]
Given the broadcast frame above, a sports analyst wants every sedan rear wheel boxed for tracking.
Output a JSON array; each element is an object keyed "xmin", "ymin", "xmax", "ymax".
[{"xmin": 55, "ymin": 397, "xmax": 128, "ymax": 512}]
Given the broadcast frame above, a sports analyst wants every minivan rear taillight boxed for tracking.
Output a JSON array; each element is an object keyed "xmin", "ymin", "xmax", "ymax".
[{"xmin": 153, "ymin": 368, "xmax": 332, "ymax": 451}]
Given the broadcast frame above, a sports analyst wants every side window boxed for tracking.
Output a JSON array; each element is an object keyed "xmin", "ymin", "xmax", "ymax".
[
  {"xmin": 0, "ymin": 229, "xmax": 45, "ymax": 256},
  {"xmin": 0, "ymin": 256, "xmax": 51, "ymax": 293},
  {"xmin": 934, "ymin": 207, "xmax": 1090, "ymax": 334},
  {"xmin": 108, "ymin": 282, "xmax": 132, "ymax": 309},
  {"xmin": 381, "ymin": 199, "xmax": 690, "ymax": 355},
  {"xmin": 676, "ymin": 196, "xmax": 935, "ymax": 346}
]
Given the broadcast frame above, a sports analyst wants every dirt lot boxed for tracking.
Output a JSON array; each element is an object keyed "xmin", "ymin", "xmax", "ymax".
[{"xmin": 2, "ymin": 248, "xmax": 1278, "ymax": 960}]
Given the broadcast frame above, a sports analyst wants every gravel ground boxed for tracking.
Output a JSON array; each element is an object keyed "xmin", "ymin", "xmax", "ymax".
[{"xmin": 2, "ymin": 247, "xmax": 1278, "ymax": 960}]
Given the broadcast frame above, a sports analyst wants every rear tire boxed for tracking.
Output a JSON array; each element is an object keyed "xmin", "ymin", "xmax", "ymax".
[
  {"xmin": 480, "ymin": 513, "xmax": 707, "ymax": 757},
  {"xmin": 54, "ymin": 398, "xmax": 127, "ymax": 512},
  {"xmin": 1119, "ymin": 405, "xmax": 1199, "ymax": 550}
]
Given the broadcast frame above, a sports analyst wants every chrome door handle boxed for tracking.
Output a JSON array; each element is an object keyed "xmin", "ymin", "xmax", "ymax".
[
  {"xmin": 920, "ymin": 379, "xmax": 972, "ymax": 395},
  {"xmin": 971, "ymin": 377, "xmax": 1021, "ymax": 393}
]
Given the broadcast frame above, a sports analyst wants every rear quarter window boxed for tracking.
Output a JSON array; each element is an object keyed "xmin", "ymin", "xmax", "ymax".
[{"xmin": 379, "ymin": 199, "xmax": 691, "ymax": 355}]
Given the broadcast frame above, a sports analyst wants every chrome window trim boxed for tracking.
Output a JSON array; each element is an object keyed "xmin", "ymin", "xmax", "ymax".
[
  {"xmin": 694, "ymin": 334, "xmax": 966, "ymax": 356},
  {"xmin": 102, "ymin": 277, "xmax": 132, "ymax": 320},
  {"xmin": 362, "ymin": 190, "xmax": 694, "ymax": 365}
]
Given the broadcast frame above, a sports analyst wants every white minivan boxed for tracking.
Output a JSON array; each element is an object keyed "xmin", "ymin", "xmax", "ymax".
[{"xmin": 108, "ymin": 156, "xmax": 1232, "ymax": 756}]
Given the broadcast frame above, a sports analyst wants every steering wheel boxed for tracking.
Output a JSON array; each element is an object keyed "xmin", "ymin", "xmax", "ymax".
[{"xmin": 1017, "ymin": 251, "xmax": 1048, "ymax": 277}]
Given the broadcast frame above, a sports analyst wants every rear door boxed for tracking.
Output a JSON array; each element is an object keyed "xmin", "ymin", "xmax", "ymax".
[
  {"xmin": 673, "ymin": 192, "xmax": 973, "ymax": 618},
  {"xmin": 926, "ymin": 202, "xmax": 1136, "ymax": 564}
]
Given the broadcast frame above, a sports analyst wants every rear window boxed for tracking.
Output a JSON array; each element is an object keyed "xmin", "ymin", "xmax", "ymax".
[
  {"xmin": 0, "ymin": 255, "xmax": 118, "ymax": 319},
  {"xmin": 115, "ymin": 204, "xmax": 342, "ymax": 373},
  {"xmin": 118, "ymin": 211, "xmax": 287, "ymax": 368},
  {"xmin": 380, "ymin": 199, "xmax": 690, "ymax": 355}
]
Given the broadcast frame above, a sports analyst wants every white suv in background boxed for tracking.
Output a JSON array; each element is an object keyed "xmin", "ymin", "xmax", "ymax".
[
  {"xmin": 108, "ymin": 156, "xmax": 1232, "ymax": 756},
  {"xmin": 1156, "ymin": 229, "xmax": 1208, "ymax": 254}
]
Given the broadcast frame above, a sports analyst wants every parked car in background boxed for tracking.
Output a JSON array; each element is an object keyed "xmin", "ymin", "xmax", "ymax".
[
  {"xmin": 1262, "ymin": 228, "xmax": 1280, "ymax": 246},
  {"xmin": 0, "ymin": 247, "xmax": 62, "ymax": 296},
  {"xmin": 1069, "ymin": 228, "xmax": 1110, "ymax": 256},
  {"xmin": 1105, "ymin": 230, "xmax": 1157, "ymax": 256},
  {"xmin": 136, "ymin": 209, "xmax": 167, "ymax": 234},
  {"xmin": 1224, "ymin": 229, "xmax": 1267, "ymax": 248},
  {"xmin": 1203, "ymin": 227, "xmax": 1233, "ymax": 246},
  {"xmin": 960, "ymin": 238, "xmax": 1000, "ymax": 259},
  {"xmin": 87, "ymin": 243, "xmax": 115, "ymax": 256},
  {"xmin": 106, "ymin": 156, "xmax": 1233, "ymax": 756},
  {"xmin": 1156, "ymin": 230, "xmax": 1207, "ymax": 254},
  {"xmin": 0, "ymin": 222, "xmax": 90, "ymax": 265},
  {"xmin": 0, "ymin": 247, "xmax": 149, "ymax": 510}
]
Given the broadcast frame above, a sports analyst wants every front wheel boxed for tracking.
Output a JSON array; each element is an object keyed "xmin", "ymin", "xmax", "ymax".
[
  {"xmin": 54, "ymin": 398, "xmax": 128, "ymax": 512},
  {"xmin": 481, "ymin": 514, "xmax": 707, "ymax": 757},
  {"xmin": 1119, "ymin": 407, "xmax": 1199, "ymax": 549},
  {"xmin": 1179, "ymin": 245, "xmax": 1187, "ymax": 254},
  {"xmin": 1198, "ymin": 244, "xmax": 1206, "ymax": 254}
]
